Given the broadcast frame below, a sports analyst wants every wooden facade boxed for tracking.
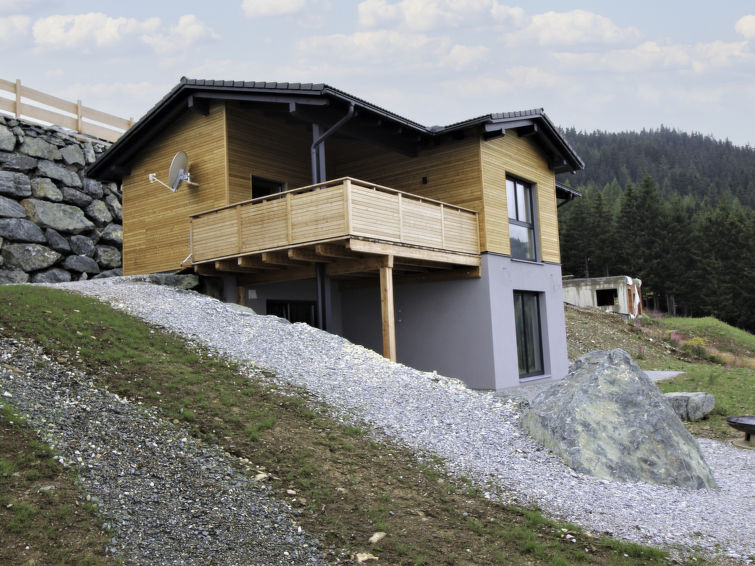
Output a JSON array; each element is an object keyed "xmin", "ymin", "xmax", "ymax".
[
  {"xmin": 120, "ymin": 100, "xmax": 568, "ymax": 276},
  {"xmin": 121, "ymin": 102, "xmax": 228, "ymax": 275}
]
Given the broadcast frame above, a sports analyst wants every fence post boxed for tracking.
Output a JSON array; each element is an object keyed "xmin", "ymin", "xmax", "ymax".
[
  {"xmin": 14, "ymin": 79, "xmax": 21, "ymax": 118},
  {"xmin": 76, "ymin": 99, "xmax": 83, "ymax": 134}
]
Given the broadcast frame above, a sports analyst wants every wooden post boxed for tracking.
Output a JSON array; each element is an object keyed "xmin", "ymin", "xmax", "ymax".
[
  {"xmin": 380, "ymin": 256, "xmax": 396, "ymax": 362},
  {"xmin": 76, "ymin": 99, "xmax": 83, "ymax": 134},
  {"xmin": 15, "ymin": 79, "xmax": 21, "ymax": 118},
  {"xmin": 344, "ymin": 178, "xmax": 352, "ymax": 235}
]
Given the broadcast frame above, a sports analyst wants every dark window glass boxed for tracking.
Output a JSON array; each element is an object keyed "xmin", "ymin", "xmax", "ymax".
[
  {"xmin": 267, "ymin": 300, "xmax": 316, "ymax": 326},
  {"xmin": 252, "ymin": 176, "xmax": 285, "ymax": 199},
  {"xmin": 514, "ymin": 291, "xmax": 544, "ymax": 378},
  {"xmin": 507, "ymin": 177, "xmax": 536, "ymax": 260},
  {"xmin": 596, "ymin": 288, "xmax": 619, "ymax": 306}
]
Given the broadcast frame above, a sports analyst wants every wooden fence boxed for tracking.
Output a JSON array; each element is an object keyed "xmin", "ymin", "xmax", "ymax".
[{"xmin": 0, "ymin": 78, "xmax": 133, "ymax": 142}]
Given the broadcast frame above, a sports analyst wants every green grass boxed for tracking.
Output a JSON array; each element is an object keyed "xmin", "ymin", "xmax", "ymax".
[
  {"xmin": 661, "ymin": 316, "xmax": 755, "ymax": 354},
  {"xmin": 629, "ymin": 313, "xmax": 755, "ymax": 440},
  {"xmin": 0, "ymin": 285, "xmax": 693, "ymax": 565},
  {"xmin": 0, "ymin": 401, "xmax": 116, "ymax": 564}
]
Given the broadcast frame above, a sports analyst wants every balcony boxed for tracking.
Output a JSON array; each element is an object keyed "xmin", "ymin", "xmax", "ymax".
[{"xmin": 189, "ymin": 177, "xmax": 480, "ymax": 282}]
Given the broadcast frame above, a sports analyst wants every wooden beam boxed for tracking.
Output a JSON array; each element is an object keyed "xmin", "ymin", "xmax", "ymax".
[
  {"xmin": 261, "ymin": 251, "xmax": 300, "ymax": 266},
  {"xmin": 214, "ymin": 260, "xmax": 258, "ymax": 273},
  {"xmin": 348, "ymin": 239, "xmax": 480, "ymax": 267},
  {"xmin": 380, "ymin": 256, "xmax": 396, "ymax": 363},
  {"xmin": 395, "ymin": 265, "xmax": 482, "ymax": 284},
  {"xmin": 315, "ymin": 243, "xmax": 354, "ymax": 259},
  {"xmin": 236, "ymin": 266, "xmax": 316, "ymax": 285},
  {"xmin": 288, "ymin": 248, "xmax": 332, "ymax": 263},
  {"xmin": 238, "ymin": 255, "xmax": 275, "ymax": 270},
  {"xmin": 193, "ymin": 263, "xmax": 217, "ymax": 275},
  {"xmin": 326, "ymin": 255, "xmax": 391, "ymax": 277}
]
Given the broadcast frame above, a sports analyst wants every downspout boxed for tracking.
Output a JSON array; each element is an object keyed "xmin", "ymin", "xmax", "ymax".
[{"xmin": 311, "ymin": 103, "xmax": 355, "ymax": 184}]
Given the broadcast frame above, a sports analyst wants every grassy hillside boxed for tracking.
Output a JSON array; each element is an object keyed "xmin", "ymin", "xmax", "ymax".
[
  {"xmin": 0, "ymin": 285, "xmax": 689, "ymax": 565},
  {"xmin": 565, "ymin": 305, "xmax": 755, "ymax": 441}
]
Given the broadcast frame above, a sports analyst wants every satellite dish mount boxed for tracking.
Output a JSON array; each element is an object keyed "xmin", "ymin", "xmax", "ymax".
[{"xmin": 148, "ymin": 151, "xmax": 199, "ymax": 192}]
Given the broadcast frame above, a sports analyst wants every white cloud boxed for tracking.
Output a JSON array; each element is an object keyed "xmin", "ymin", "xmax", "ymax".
[
  {"xmin": 0, "ymin": 14, "xmax": 29, "ymax": 41},
  {"xmin": 141, "ymin": 14, "xmax": 218, "ymax": 56},
  {"xmin": 444, "ymin": 44, "xmax": 490, "ymax": 70},
  {"xmin": 241, "ymin": 0, "xmax": 307, "ymax": 18},
  {"xmin": 298, "ymin": 30, "xmax": 449, "ymax": 64},
  {"xmin": 691, "ymin": 40, "xmax": 752, "ymax": 72},
  {"xmin": 555, "ymin": 40, "xmax": 752, "ymax": 74},
  {"xmin": 735, "ymin": 14, "xmax": 755, "ymax": 39},
  {"xmin": 358, "ymin": 0, "xmax": 525, "ymax": 31},
  {"xmin": 32, "ymin": 13, "xmax": 160, "ymax": 48},
  {"xmin": 509, "ymin": 9, "xmax": 640, "ymax": 46},
  {"xmin": 31, "ymin": 13, "xmax": 217, "ymax": 58}
]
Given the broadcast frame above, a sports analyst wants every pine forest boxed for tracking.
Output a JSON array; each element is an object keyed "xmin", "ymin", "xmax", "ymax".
[{"xmin": 557, "ymin": 127, "xmax": 755, "ymax": 332}]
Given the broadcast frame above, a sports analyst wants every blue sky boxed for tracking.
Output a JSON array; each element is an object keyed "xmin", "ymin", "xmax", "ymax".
[{"xmin": 2, "ymin": 0, "xmax": 754, "ymax": 147}]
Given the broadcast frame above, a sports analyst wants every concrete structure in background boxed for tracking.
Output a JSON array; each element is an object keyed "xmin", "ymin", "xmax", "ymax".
[{"xmin": 562, "ymin": 276, "xmax": 643, "ymax": 318}]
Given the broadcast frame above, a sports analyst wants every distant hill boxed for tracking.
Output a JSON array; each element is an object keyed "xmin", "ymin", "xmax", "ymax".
[{"xmin": 557, "ymin": 127, "xmax": 755, "ymax": 208}]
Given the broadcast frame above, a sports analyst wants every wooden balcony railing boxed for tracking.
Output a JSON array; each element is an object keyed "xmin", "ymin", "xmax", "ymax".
[{"xmin": 189, "ymin": 177, "xmax": 479, "ymax": 264}]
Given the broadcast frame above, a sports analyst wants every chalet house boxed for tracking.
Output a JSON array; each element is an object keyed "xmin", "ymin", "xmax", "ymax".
[{"xmin": 87, "ymin": 78, "xmax": 584, "ymax": 390}]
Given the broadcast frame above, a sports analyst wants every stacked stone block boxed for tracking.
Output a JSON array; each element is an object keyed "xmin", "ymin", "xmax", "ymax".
[{"xmin": 0, "ymin": 115, "xmax": 122, "ymax": 284}]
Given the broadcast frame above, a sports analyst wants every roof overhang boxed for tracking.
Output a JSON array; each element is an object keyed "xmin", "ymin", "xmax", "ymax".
[{"xmin": 87, "ymin": 78, "xmax": 585, "ymax": 183}]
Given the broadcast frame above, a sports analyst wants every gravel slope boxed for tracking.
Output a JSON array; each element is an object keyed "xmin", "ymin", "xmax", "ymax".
[{"xmin": 7, "ymin": 278, "xmax": 755, "ymax": 564}]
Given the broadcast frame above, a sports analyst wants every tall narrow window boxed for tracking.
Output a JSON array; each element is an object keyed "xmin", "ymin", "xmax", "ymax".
[
  {"xmin": 513, "ymin": 291, "xmax": 544, "ymax": 378},
  {"xmin": 506, "ymin": 177, "xmax": 537, "ymax": 260}
]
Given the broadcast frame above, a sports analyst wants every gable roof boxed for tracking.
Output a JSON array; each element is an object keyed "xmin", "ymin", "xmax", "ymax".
[{"xmin": 88, "ymin": 77, "xmax": 584, "ymax": 182}]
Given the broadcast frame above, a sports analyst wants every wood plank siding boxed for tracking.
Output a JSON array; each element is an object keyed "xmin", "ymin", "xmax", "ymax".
[
  {"xmin": 121, "ymin": 99, "xmax": 561, "ymax": 276},
  {"xmin": 121, "ymin": 102, "xmax": 228, "ymax": 274},
  {"xmin": 479, "ymin": 134, "xmax": 561, "ymax": 263},
  {"xmin": 190, "ymin": 179, "xmax": 479, "ymax": 263},
  {"xmin": 225, "ymin": 103, "xmax": 312, "ymax": 204},
  {"xmin": 328, "ymin": 135, "xmax": 487, "ymax": 246}
]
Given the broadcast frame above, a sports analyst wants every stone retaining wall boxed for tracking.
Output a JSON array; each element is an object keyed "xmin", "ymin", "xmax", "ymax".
[{"xmin": 0, "ymin": 115, "xmax": 122, "ymax": 284}]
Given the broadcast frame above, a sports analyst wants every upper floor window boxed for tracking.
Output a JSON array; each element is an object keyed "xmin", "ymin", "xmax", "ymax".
[{"xmin": 506, "ymin": 177, "xmax": 537, "ymax": 260}]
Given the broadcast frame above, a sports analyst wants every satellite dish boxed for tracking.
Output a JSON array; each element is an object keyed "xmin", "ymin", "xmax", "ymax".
[
  {"xmin": 148, "ymin": 151, "xmax": 200, "ymax": 192},
  {"xmin": 169, "ymin": 151, "xmax": 190, "ymax": 191}
]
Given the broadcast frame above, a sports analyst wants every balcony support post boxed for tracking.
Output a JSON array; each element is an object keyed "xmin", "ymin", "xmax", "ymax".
[
  {"xmin": 380, "ymin": 256, "xmax": 396, "ymax": 362},
  {"xmin": 315, "ymin": 262, "xmax": 332, "ymax": 331}
]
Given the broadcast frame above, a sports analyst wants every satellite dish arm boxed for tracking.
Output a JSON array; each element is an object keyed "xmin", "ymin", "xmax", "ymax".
[{"xmin": 149, "ymin": 173, "xmax": 178, "ymax": 192}]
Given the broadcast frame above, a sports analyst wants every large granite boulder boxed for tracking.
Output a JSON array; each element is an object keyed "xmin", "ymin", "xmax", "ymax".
[
  {"xmin": 0, "ymin": 124, "xmax": 16, "ymax": 151},
  {"xmin": 0, "ymin": 218, "xmax": 46, "ymax": 243},
  {"xmin": 36, "ymin": 160, "xmax": 82, "ymax": 187},
  {"xmin": 1, "ymin": 243, "xmax": 61, "ymax": 272},
  {"xmin": 22, "ymin": 198, "xmax": 95, "ymax": 234},
  {"xmin": 521, "ymin": 349, "xmax": 717, "ymax": 490},
  {"xmin": 0, "ymin": 195, "xmax": 27, "ymax": 218},
  {"xmin": 0, "ymin": 171, "xmax": 32, "ymax": 197}
]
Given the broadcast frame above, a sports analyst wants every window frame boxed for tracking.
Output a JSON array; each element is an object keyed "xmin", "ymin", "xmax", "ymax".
[
  {"xmin": 506, "ymin": 176, "xmax": 539, "ymax": 261},
  {"xmin": 513, "ymin": 290, "xmax": 545, "ymax": 379}
]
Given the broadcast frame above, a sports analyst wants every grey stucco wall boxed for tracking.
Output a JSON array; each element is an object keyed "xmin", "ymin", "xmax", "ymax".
[
  {"xmin": 242, "ymin": 277, "xmax": 343, "ymax": 336},
  {"xmin": 239, "ymin": 253, "xmax": 569, "ymax": 391},
  {"xmin": 340, "ymin": 253, "xmax": 569, "ymax": 390}
]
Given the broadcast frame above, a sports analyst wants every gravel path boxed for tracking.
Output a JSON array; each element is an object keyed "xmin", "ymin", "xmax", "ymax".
[{"xmin": 5, "ymin": 277, "xmax": 755, "ymax": 564}]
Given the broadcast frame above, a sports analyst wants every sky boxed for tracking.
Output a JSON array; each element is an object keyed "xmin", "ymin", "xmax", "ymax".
[{"xmin": 1, "ymin": 0, "xmax": 754, "ymax": 147}]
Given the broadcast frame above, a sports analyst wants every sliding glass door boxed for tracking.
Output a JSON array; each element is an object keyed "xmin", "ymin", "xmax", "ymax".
[{"xmin": 513, "ymin": 291, "xmax": 544, "ymax": 378}]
